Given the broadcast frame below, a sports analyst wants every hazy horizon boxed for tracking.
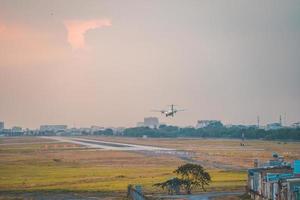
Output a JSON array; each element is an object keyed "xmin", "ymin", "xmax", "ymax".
[{"xmin": 1, "ymin": 0, "xmax": 300, "ymax": 129}]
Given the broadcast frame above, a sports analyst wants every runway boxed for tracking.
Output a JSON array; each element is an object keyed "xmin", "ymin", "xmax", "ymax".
[{"xmin": 42, "ymin": 136, "xmax": 174, "ymax": 151}]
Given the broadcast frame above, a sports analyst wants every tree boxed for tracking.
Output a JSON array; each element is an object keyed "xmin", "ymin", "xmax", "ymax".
[
  {"xmin": 174, "ymin": 163, "xmax": 211, "ymax": 194},
  {"xmin": 154, "ymin": 163, "xmax": 211, "ymax": 195},
  {"xmin": 153, "ymin": 177, "xmax": 183, "ymax": 195}
]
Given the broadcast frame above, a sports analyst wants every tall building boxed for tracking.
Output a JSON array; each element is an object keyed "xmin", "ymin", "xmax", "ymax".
[
  {"xmin": 0, "ymin": 121, "xmax": 4, "ymax": 130},
  {"xmin": 137, "ymin": 117, "xmax": 159, "ymax": 129},
  {"xmin": 144, "ymin": 117, "xmax": 159, "ymax": 129}
]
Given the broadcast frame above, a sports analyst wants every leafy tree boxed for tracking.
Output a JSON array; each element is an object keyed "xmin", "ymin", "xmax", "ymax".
[
  {"xmin": 174, "ymin": 163, "xmax": 211, "ymax": 194},
  {"xmin": 102, "ymin": 128, "xmax": 113, "ymax": 135},
  {"xmin": 153, "ymin": 177, "xmax": 183, "ymax": 194},
  {"xmin": 154, "ymin": 163, "xmax": 211, "ymax": 195},
  {"xmin": 121, "ymin": 125, "xmax": 300, "ymax": 140}
]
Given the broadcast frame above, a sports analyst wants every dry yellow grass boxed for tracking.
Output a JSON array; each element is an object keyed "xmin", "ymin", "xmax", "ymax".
[
  {"xmin": 1, "ymin": 136, "xmax": 298, "ymax": 197},
  {"xmin": 86, "ymin": 136, "xmax": 300, "ymax": 169}
]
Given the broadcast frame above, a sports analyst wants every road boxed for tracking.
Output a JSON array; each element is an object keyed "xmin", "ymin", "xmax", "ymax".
[{"xmin": 157, "ymin": 191, "xmax": 243, "ymax": 200}]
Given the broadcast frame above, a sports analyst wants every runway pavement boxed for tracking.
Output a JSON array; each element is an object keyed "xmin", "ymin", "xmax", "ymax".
[{"xmin": 42, "ymin": 136, "xmax": 174, "ymax": 151}]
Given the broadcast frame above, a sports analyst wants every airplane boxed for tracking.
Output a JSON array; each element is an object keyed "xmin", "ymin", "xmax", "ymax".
[{"xmin": 152, "ymin": 104, "xmax": 185, "ymax": 117}]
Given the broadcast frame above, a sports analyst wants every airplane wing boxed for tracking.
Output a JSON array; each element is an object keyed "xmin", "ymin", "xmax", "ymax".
[
  {"xmin": 151, "ymin": 110, "xmax": 166, "ymax": 114},
  {"xmin": 175, "ymin": 109, "xmax": 185, "ymax": 112}
]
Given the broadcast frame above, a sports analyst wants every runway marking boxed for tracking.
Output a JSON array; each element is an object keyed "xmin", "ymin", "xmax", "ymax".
[
  {"xmin": 42, "ymin": 137, "xmax": 174, "ymax": 151},
  {"xmin": 0, "ymin": 141, "xmax": 64, "ymax": 146}
]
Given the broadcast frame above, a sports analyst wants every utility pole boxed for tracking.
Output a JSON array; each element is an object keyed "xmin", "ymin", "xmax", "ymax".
[{"xmin": 279, "ymin": 115, "xmax": 282, "ymax": 126}]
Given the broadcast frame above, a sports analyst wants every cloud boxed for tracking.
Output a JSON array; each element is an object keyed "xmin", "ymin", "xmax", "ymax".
[
  {"xmin": 0, "ymin": 20, "xmax": 67, "ymax": 66},
  {"xmin": 64, "ymin": 19, "xmax": 111, "ymax": 49}
]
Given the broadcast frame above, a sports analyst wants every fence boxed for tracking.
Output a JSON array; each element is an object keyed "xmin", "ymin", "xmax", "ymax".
[{"xmin": 127, "ymin": 185, "xmax": 153, "ymax": 200}]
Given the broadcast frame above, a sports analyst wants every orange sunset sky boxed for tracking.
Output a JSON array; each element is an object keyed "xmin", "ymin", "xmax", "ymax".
[{"xmin": 0, "ymin": 0, "xmax": 300, "ymax": 128}]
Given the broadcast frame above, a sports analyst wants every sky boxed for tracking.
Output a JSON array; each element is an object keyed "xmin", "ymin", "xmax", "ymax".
[{"xmin": 0, "ymin": 0, "xmax": 300, "ymax": 129}]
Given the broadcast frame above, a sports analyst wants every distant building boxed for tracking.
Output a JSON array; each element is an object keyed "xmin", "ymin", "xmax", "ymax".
[
  {"xmin": 40, "ymin": 125, "xmax": 67, "ymax": 132},
  {"xmin": 247, "ymin": 154, "xmax": 300, "ymax": 200},
  {"xmin": 291, "ymin": 122, "xmax": 300, "ymax": 129},
  {"xmin": 12, "ymin": 126, "xmax": 22, "ymax": 132},
  {"xmin": 226, "ymin": 124, "xmax": 257, "ymax": 129},
  {"xmin": 67, "ymin": 128, "xmax": 82, "ymax": 136},
  {"xmin": 91, "ymin": 126, "xmax": 105, "ymax": 133},
  {"xmin": 265, "ymin": 123, "xmax": 282, "ymax": 130},
  {"xmin": 0, "ymin": 121, "xmax": 4, "ymax": 130},
  {"xmin": 111, "ymin": 127, "xmax": 125, "ymax": 135},
  {"xmin": 143, "ymin": 117, "xmax": 159, "ymax": 129},
  {"xmin": 196, "ymin": 120, "xmax": 223, "ymax": 129}
]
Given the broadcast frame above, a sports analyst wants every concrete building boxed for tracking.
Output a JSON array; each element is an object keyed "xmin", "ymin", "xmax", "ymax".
[
  {"xmin": 137, "ymin": 117, "xmax": 159, "ymax": 129},
  {"xmin": 265, "ymin": 123, "xmax": 282, "ymax": 130},
  {"xmin": 12, "ymin": 126, "xmax": 22, "ymax": 132},
  {"xmin": 111, "ymin": 127, "xmax": 125, "ymax": 135},
  {"xmin": 0, "ymin": 121, "xmax": 4, "ymax": 130},
  {"xmin": 247, "ymin": 154, "xmax": 300, "ymax": 200},
  {"xmin": 91, "ymin": 126, "xmax": 105, "ymax": 131},
  {"xmin": 66, "ymin": 128, "xmax": 82, "ymax": 136},
  {"xmin": 143, "ymin": 117, "xmax": 159, "ymax": 129},
  {"xmin": 40, "ymin": 125, "xmax": 67, "ymax": 132},
  {"xmin": 225, "ymin": 124, "xmax": 257, "ymax": 129},
  {"xmin": 196, "ymin": 120, "xmax": 223, "ymax": 129},
  {"xmin": 291, "ymin": 122, "xmax": 300, "ymax": 129},
  {"xmin": 90, "ymin": 126, "xmax": 105, "ymax": 134}
]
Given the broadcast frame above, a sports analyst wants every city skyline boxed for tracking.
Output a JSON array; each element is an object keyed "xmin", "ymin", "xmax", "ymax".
[
  {"xmin": 0, "ymin": 113, "xmax": 294, "ymax": 129},
  {"xmin": 1, "ymin": 0, "xmax": 300, "ymax": 128}
]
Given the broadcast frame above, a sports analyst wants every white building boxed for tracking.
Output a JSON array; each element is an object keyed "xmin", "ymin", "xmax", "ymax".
[
  {"xmin": 144, "ymin": 117, "xmax": 159, "ymax": 129},
  {"xmin": 111, "ymin": 127, "xmax": 125, "ymax": 135},
  {"xmin": 291, "ymin": 122, "xmax": 300, "ymax": 128},
  {"xmin": 40, "ymin": 125, "xmax": 67, "ymax": 132},
  {"xmin": 196, "ymin": 120, "xmax": 222, "ymax": 129},
  {"xmin": 91, "ymin": 126, "xmax": 105, "ymax": 133},
  {"xmin": 137, "ymin": 117, "xmax": 159, "ymax": 129},
  {"xmin": 265, "ymin": 123, "xmax": 282, "ymax": 130},
  {"xmin": 12, "ymin": 126, "xmax": 22, "ymax": 132}
]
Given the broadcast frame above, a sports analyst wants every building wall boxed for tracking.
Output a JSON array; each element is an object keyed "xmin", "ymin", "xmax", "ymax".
[
  {"xmin": 143, "ymin": 117, "xmax": 159, "ymax": 129},
  {"xmin": 196, "ymin": 120, "xmax": 222, "ymax": 129},
  {"xmin": 248, "ymin": 167, "xmax": 293, "ymax": 199},
  {"xmin": 40, "ymin": 125, "xmax": 67, "ymax": 132}
]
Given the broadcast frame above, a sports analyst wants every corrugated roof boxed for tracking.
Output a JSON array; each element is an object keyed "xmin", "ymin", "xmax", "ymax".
[{"xmin": 294, "ymin": 160, "xmax": 300, "ymax": 175}]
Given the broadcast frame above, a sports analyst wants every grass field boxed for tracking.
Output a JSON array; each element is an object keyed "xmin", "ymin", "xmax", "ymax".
[{"xmin": 1, "ymin": 136, "xmax": 299, "ymax": 199}]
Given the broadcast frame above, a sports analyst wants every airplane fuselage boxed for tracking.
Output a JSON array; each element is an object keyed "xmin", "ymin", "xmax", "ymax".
[
  {"xmin": 155, "ymin": 104, "xmax": 182, "ymax": 117},
  {"xmin": 165, "ymin": 111, "xmax": 175, "ymax": 117}
]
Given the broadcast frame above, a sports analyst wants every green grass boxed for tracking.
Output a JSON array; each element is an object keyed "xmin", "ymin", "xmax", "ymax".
[
  {"xmin": 0, "ymin": 162, "xmax": 246, "ymax": 193},
  {"xmin": 0, "ymin": 137, "xmax": 249, "ymax": 194}
]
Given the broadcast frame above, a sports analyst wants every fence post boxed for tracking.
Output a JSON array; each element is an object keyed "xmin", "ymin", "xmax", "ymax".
[
  {"xmin": 127, "ymin": 184, "xmax": 133, "ymax": 198},
  {"xmin": 135, "ymin": 185, "xmax": 142, "ymax": 200},
  {"xmin": 127, "ymin": 184, "xmax": 148, "ymax": 200}
]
